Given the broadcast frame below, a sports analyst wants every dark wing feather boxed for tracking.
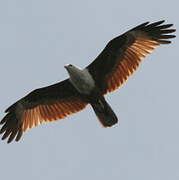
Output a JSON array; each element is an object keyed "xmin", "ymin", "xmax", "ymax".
[
  {"xmin": 87, "ymin": 20, "xmax": 176, "ymax": 94},
  {"xmin": 0, "ymin": 79, "xmax": 87, "ymax": 143}
]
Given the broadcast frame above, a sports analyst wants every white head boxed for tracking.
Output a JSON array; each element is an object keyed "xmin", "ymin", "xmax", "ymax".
[{"xmin": 64, "ymin": 64, "xmax": 82, "ymax": 78}]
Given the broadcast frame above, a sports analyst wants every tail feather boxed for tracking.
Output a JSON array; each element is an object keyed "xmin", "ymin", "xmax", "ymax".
[{"xmin": 91, "ymin": 98, "xmax": 118, "ymax": 127}]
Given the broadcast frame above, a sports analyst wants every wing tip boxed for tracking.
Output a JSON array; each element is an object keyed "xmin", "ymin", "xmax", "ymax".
[
  {"xmin": 137, "ymin": 20, "xmax": 176, "ymax": 43},
  {"xmin": 132, "ymin": 20, "xmax": 176, "ymax": 32},
  {"xmin": 0, "ymin": 111, "xmax": 23, "ymax": 143}
]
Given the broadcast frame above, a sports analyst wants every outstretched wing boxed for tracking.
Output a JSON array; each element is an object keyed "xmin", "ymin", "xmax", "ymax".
[
  {"xmin": 0, "ymin": 79, "xmax": 87, "ymax": 143},
  {"xmin": 87, "ymin": 20, "xmax": 176, "ymax": 94}
]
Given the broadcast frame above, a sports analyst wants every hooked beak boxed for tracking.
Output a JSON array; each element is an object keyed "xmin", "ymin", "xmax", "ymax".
[
  {"xmin": 64, "ymin": 64, "xmax": 72, "ymax": 69},
  {"xmin": 64, "ymin": 64, "xmax": 69, "ymax": 69}
]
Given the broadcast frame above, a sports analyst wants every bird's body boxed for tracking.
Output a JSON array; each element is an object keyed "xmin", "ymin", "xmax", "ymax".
[
  {"xmin": 0, "ymin": 20, "xmax": 176, "ymax": 143},
  {"xmin": 65, "ymin": 64, "xmax": 118, "ymax": 127}
]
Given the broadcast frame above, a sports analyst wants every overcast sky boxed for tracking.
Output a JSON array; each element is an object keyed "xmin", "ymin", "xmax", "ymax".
[{"xmin": 0, "ymin": 0, "xmax": 178, "ymax": 180}]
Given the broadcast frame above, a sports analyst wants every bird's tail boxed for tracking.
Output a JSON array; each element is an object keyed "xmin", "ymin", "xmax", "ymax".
[{"xmin": 91, "ymin": 97, "xmax": 118, "ymax": 127}]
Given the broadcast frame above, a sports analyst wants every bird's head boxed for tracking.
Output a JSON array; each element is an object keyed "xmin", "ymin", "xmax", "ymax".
[
  {"xmin": 64, "ymin": 64, "xmax": 73, "ymax": 69},
  {"xmin": 64, "ymin": 64, "xmax": 82, "ymax": 78}
]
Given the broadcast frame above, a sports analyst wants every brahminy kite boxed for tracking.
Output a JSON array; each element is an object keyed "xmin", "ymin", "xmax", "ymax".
[{"xmin": 0, "ymin": 20, "xmax": 176, "ymax": 143}]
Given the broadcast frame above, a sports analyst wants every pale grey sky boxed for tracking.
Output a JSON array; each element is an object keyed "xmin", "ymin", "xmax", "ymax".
[{"xmin": 0, "ymin": 0, "xmax": 178, "ymax": 179}]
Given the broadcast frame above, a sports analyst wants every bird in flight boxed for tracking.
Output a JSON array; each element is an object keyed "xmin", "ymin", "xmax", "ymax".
[{"xmin": 0, "ymin": 20, "xmax": 175, "ymax": 143}]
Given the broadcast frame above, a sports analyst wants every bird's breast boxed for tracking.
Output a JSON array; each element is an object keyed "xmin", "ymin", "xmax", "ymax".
[{"xmin": 69, "ymin": 68, "xmax": 95, "ymax": 95}]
